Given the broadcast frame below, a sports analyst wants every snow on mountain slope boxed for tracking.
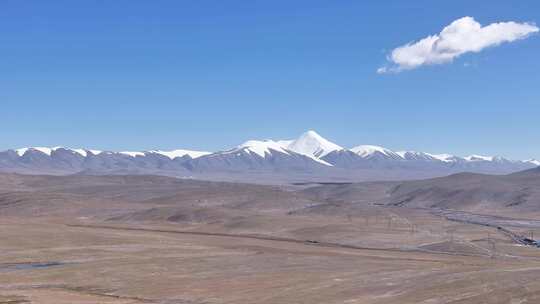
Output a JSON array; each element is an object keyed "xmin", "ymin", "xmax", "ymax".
[
  {"xmin": 396, "ymin": 151, "xmax": 438, "ymax": 161},
  {"xmin": 148, "ymin": 149, "xmax": 211, "ymax": 159},
  {"xmin": 15, "ymin": 147, "xmax": 102, "ymax": 157},
  {"xmin": 4, "ymin": 131, "xmax": 538, "ymax": 177},
  {"xmin": 120, "ymin": 151, "xmax": 146, "ymax": 157},
  {"xmin": 236, "ymin": 140, "xmax": 290, "ymax": 157},
  {"xmin": 71, "ymin": 149, "xmax": 86, "ymax": 157},
  {"xmin": 464, "ymin": 155, "xmax": 495, "ymax": 162},
  {"xmin": 350, "ymin": 145, "xmax": 402, "ymax": 160},
  {"xmin": 427, "ymin": 153, "xmax": 460, "ymax": 163},
  {"xmin": 69, "ymin": 149, "xmax": 102, "ymax": 157},
  {"xmin": 525, "ymin": 159, "xmax": 540, "ymax": 166},
  {"xmin": 286, "ymin": 130, "xmax": 342, "ymax": 158},
  {"xmin": 16, "ymin": 147, "xmax": 56, "ymax": 156},
  {"xmin": 230, "ymin": 138, "xmax": 333, "ymax": 166},
  {"xmin": 13, "ymin": 147, "xmax": 208, "ymax": 159}
]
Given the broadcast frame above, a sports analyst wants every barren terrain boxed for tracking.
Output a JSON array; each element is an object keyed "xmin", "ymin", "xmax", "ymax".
[{"xmin": 3, "ymin": 172, "xmax": 540, "ymax": 303}]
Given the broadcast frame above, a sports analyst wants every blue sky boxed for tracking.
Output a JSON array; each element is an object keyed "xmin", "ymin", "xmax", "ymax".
[{"xmin": 2, "ymin": 1, "xmax": 539, "ymax": 159}]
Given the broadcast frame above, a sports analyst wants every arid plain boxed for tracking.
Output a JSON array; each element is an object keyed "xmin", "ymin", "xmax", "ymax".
[{"xmin": 3, "ymin": 173, "xmax": 540, "ymax": 303}]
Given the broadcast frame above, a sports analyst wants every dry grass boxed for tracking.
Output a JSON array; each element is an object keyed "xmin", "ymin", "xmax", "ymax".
[{"xmin": 3, "ymin": 174, "xmax": 540, "ymax": 303}]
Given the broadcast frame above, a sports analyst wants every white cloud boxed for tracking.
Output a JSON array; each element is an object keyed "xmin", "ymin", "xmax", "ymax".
[{"xmin": 378, "ymin": 16, "xmax": 539, "ymax": 73}]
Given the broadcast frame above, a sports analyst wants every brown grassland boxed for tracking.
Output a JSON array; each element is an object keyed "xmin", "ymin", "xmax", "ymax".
[{"xmin": 2, "ymin": 173, "xmax": 540, "ymax": 303}]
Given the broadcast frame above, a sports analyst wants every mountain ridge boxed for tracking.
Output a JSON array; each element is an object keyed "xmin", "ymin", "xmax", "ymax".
[{"xmin": 2, "ymin": 130, "xmax": 538, "ymax": 183}]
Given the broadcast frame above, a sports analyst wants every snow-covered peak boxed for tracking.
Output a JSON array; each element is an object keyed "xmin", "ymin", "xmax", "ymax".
[
  {"xmin": 286, "ymin": 130, "xmax": 342, "ymax": 158},
  {"xmin": 15, "ymin": 147, "xmax": 54, "ymax": 156},
  {"xmin": 148, "ymin": 149, "xmax": 211, "ymax": 159},
  {"xmin": 15, "ymin": 147, "xmax": 102, "ymax": 157},
  {"xmin": 120, "ymin": 151, "xmax": 145, "ymax": 157},
  {"xmin": 62, "ymin": 148, "xmax": 102, "ymax": 157},
  {"xmin": 15, "ymin": 146, "xmax": 72, "ymax": 156},
  {"xmin": 524, "ymin": 159, "xmax": 540, "ymax": 166},
  {"xmin": 396, "ymin": 151, "xmax": 437, "ymax": 161},
  {"xmin": 236, "ymin": 140, "xmax": 290, "ymax": 157},
  {"xmin": 350, "ymin": 145, "xmax": 402, "ymax": 160},
  {"xmin": 464, "ymin": 155, "xmax": 494, "ymax": 162},
  {"xmin": 426, "ymin": 153, "xmax": 460, "ymax": 163},
  {"xmin": 12, "ymin": 146, "xmax": 208, "ymax": 159},
  {"xmin": 6, "ymin": 135, "xmax": 537, "ymax": 170},
  {"xmin": 75, "ymin": 149, "xmax": 103, "ymax": 157},
  {"xmin": 71, "ymin": 149, "xmax": 87, "ymax": 157}
]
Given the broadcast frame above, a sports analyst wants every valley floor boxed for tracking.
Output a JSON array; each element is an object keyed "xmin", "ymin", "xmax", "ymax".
[
  {"xmin": 4, "ymin": 209, "xmax": 540, "ymax": 304},
  {"xmin": 3, "ymin": 173, "xmax": 540, "ymax": 303}
]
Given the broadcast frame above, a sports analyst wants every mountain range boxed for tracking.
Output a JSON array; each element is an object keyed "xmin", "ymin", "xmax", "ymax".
[{"xmin": 1, "ymin": 130, "xmax": 538, "ymax": 183}]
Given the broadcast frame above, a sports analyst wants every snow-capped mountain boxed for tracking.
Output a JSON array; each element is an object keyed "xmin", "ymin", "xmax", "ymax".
[
  {"xmin": 429, "ymin": 153, "xmax": 461, "ymax": 163},
  {"xmin": 236, "ymin": 140, "xmax": 291, "ymax": 157},
  {"xmin": 286, "ymin": 130, "xmax": 343, "ymax": 159},
  {"xmin": 184, "ymin": 137, "xmax": 333, "ymax": 172},
  {"xmin": 464, "ymin": 155, "xmax": 496, "ymax": 162},
  {"xmin": 525, "ymin": 159, "xmax": 540, "ymax": 166},
  {"xmin": 396, "ymin": 151, "xmax": 439, "ymax": 161},
  {"xmin": 350, "ymin": 145, "xmax": 403, "ymax": 160},
  {"xmin": 0, "ymin": 130, "xmax": 537, "ymax": 181},
  {"xmin": 146, "ymin": 149, "xmax": 212, "ymax": 159}
]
